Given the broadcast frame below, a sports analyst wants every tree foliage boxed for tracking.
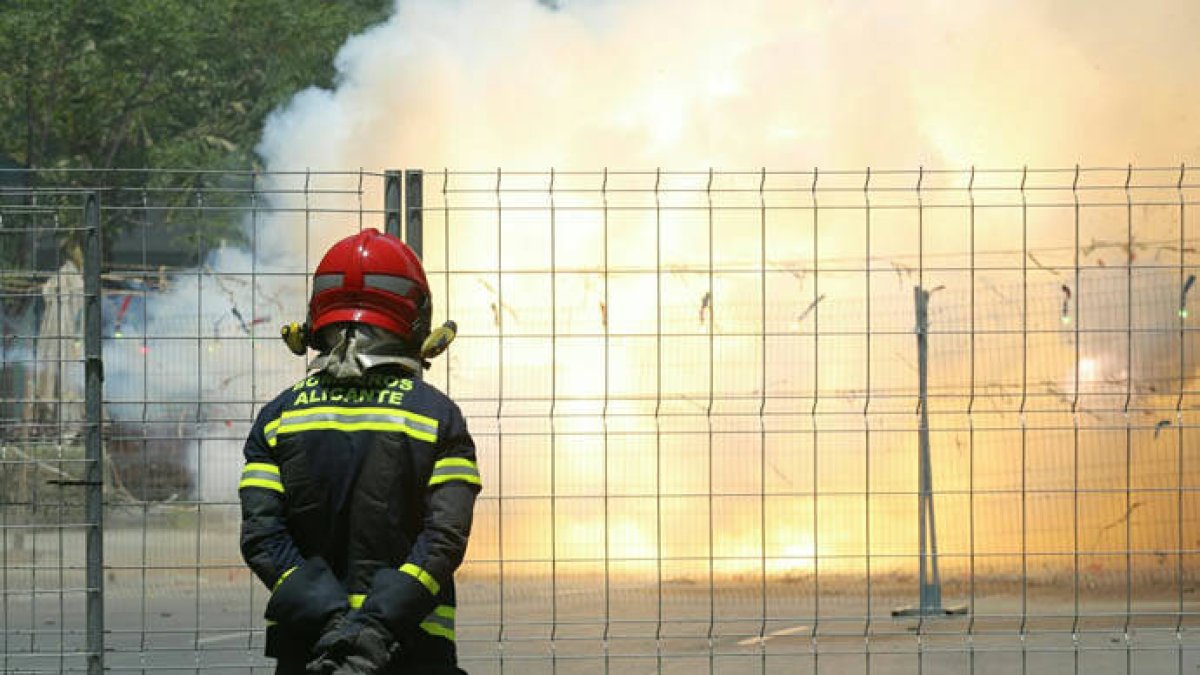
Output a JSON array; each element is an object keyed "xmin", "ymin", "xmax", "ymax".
[
  {"xmin": 0, "ymin": 0, "xmax": 390, "ymax": 257},
  {"xmin": 1, "ymin": 0, "xmax": 388, "ymax": 171}
]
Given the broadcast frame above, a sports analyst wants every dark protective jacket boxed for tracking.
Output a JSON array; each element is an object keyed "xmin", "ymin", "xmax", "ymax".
[{"xmin": 239, "ymin": 365, "xmax": 481, "ymax": 670}]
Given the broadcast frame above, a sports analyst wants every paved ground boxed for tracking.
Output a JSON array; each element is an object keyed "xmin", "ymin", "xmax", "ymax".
[
  {"xmin": 2, "ymin": 527, "xmax": 1198, "ymax": 673},
  {"xmin": 3, "ymin": 573, "xmax": 1197, "ymax": 674}
]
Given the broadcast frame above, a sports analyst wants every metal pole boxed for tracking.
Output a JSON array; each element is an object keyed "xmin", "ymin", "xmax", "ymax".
[
  {"xmin": 404, "ymin": 170, "xmax": 424, "ymax": 258},
  {"xmin": 915, "ymin": 286, "xmax": 937, "ymax": 610},
  {"xmin": 83, "ymin": 192, "xmax": 104, "ymax": 674},
  {"xmin": 384, "ymin": 170, "xmax": 402, "ymax": 239},
  {"xmin": 893, "ymin": 286, "xmax": 964, "ymax": 618}
]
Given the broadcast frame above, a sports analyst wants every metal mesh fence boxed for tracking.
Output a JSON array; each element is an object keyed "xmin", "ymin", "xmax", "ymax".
[
  {"xmin": 1, "ymin": 186, "xmax": 101, "ymax": 673},
  {"xmin": 0, "ymin": 167, "xmax": 1197, "ymax": 673}
]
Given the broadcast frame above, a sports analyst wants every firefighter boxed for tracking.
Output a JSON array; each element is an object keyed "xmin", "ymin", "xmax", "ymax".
[{"xmin": 239, "ymin": 228, "xmax": 478, "ymax": 675}]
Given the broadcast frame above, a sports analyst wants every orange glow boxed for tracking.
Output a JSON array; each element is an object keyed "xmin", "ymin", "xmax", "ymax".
[{"xmin": 246, "ymin": 0, "xmax": 1200, "ymax": 583}]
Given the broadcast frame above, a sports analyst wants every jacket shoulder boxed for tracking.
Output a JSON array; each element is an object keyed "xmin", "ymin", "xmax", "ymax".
[
  {"xmin": 411, "ymin": 377, "xmax": 452, "ymax": 403},
  {"xmin": 251, "ymin": 386, "xmax": 295, "ymax": 427},
  {"xmin": 409, "ymin": 378, "xmax": 463, "ymax": 416}
]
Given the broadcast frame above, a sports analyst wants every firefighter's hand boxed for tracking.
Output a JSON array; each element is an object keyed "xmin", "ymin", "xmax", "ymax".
[
  {"xmin": 309, "ymin": 611, "xmax": 352, "ymax": 662},
  {"xmin": 306, "ymin": 611, "xmax": 396, "ymax": 674}
]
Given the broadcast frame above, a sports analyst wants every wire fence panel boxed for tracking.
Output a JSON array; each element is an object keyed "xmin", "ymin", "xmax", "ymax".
[
  {"xmin": 0, "ymin": 167, "xmax": 1198, "ymax": 673},
  {"xmin": 1, "ymin": 187, "xmax": 99, "ymax": 673},
  {"xmin": 422, "ymin": 167, "xmax": 1200, "ymax": 675}
]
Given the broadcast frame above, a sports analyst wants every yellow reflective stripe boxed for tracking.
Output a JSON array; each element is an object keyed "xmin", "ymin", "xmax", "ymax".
[
  {"xmin": 428, "ymin": 473, "xmax": 482, "ymax": 487},
  {"xmin": 348, "ymin": 593, "xmax": 365, "ymax": 609},
  {"xmin": 399, "ymin": 563, "xmax": 440, "ymax": 596},
  {"xmin": 240, "ymin": 463, "xmax": 284, "ymax": 492},
  {"xmin": 276, "ymin": 406, "xmax": 438, "ymax": 443},
  {"xmin": 273, "ymin": 566, "xmax": 297, "ymax": 592},
  {"xmin": 429, "ymin": 457, "xmax": 481, "ymax": 487},
  {"xmin": 264, "ymin": 418, "xmax": 281, "ymax": 447},
  {"xmin": 420, "ymin": 620, "xmax": 454, "ymax": 641},
  {"xmin": 434, "ymin": 605, "xmax": 455, "ymax": 619},
  {"xmin": 282, "ymin": 419, "xmax": 436, "ymax": 442},
  {"xmin": 419, "ymin": 605, "xmax": 456, "ymax": 641},
  {"xmin": 244, "ymin": 462, "xmax": 279, "ymax": 475},
  {"xmin": 432, "ymin": 454, "xmax": 477, "ymax": 470},
  {"xmin": 282, "ymin": 405, "xmax": 438, "ymax": 429},
  {"xmin": 239, "ymin": 477, "xmax": 284, "ymax": 493}
]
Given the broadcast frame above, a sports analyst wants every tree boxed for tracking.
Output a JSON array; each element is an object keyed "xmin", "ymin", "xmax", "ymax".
[
  {"xmin": 0, "ymin": 0, "xmax": 392, "ymax": 509},
  {"xmin": 0, "ymin": 0, "xmax": 390, "ymax": 257}
]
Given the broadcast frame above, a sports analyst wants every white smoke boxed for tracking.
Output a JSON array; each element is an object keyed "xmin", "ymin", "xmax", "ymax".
[
  {"xmin": 103, "ymin": 0, "xmax": 1200, "ymax": 525},
  {"xmin": 250, "ymin": 0, "xmax": 1200, "ymax": 408},
  {"xmin": 258, "ymin": 0, "xmax": 1200, "ymax": 172}
]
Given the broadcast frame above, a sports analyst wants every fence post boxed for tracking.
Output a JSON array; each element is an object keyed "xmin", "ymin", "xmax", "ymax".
[
  {"xmin": 893, "ymin": 286, "xmax": 965, "ymax": 618},
  {"xmin": 914, "ymin": 286, "xmax": 939, "ymax": 610},
  {"xmin": 403, "ymin": 170, "xmax": 424, "ymax": 258},
  {"xmin": 384, "ymin": 170, "xmax": 403, "ymax": 239},
  {"xmin": 83, "ymin": 192, "xmax": 105, "ymax": 673}
]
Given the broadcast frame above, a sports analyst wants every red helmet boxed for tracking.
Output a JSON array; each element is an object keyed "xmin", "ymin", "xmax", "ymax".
[{"xmin": 308, "ymin": 228, "xmax": 431, "ymax": 348}]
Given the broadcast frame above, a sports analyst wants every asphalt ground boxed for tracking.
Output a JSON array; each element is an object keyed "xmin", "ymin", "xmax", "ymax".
[
  {"xmin": 3, "ymin": 527, "xmax": 1198, "ymax": 673},
  {"xmin": 3, "ymin": 573, "xmax": 1197, "ymax": 674}
]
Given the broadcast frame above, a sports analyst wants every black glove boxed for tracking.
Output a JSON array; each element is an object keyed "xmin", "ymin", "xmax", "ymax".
[
  {"xmin": 305, "ymin": 611, "xmax": 396, "ymax": 675},
  {"xmin": 331, "ymin": 654, "xmax": 386, "ymax": 675},
  {"xmin": 265, "ymin": 557, "xmax": 348, "ymax": 642}
]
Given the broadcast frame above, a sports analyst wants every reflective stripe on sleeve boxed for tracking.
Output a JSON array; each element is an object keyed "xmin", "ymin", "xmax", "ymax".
[
  {"xmin": 419, "ymin": 605, "xmax": 455, "ymax": 641},
  {"xmin": 264, "ymin": 418, "xmax": 280, "ymax": 447},
  {"xmin": 399, "ymin": 563, "xmax": 441, "ymax": 596},
  {"xmin": 239, "ymin": 462, "xmax": 283, "ymax": 493},
  {"xmin": 428, "ymin": 457, "xmax": 481, "ymax": 487},
  {"xmin": 272, "ymin": 566, "xmax": 298, "ymax": 592},
  {"xmin": 341, "ymin": 596, "xmax": 455, "ymax": 639},
  {"xmin": 275, "ymin": 406, "xmax": 438, "ymax": 443}
]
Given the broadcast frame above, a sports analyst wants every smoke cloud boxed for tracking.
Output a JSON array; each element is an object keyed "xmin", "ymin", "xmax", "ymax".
[
  {"xmin": 244, "ymin": 0, "xmax": 1200, "ymax": 573},
  {"xmin": 258, "ymin": 0, "xmax": 1200, "ymax": 171},
  {"xmin": 97, "ymin": 0, "xmax": 1200, "ymax": 560}
]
